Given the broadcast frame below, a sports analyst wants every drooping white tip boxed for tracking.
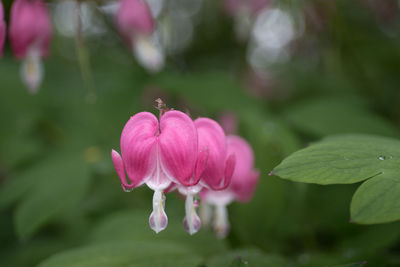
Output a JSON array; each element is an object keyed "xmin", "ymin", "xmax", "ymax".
[
  {"xmin": 21, "ymin": 48, "xmax": 44, "ymax": 93},
  {"xmin": 149, "ymin": 190, "xmax": 168, "ymax": 233},
  {"xmin": 183, "ymin": 194, "xmax": 201, "ymax": 235},
  {"xmin": 214, "ymin": 204, "xmax": 230, "ymax": 239},
  {"xmin": 133, "ymin": 33, "xmax": 165, "ymax": 73}
]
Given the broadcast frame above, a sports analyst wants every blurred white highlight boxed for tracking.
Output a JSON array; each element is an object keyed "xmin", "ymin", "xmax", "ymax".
[
  {"xmin": 21, "ymin": 47, "xmax": 43, "ymax": 93},
  {"xmin": 54, "ymin": 0, "xmax": 106, "ymax": 37},
  {"xmin": 133, "ymin": 33, "xmax": 165, "ymax": 73}
]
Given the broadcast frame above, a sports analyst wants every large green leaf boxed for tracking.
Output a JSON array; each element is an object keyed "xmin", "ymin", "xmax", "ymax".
[
  {"xmin": 38, "ymin": 241, "xmax": 202, "ymax": 267},
  {"xmin": 273, "ymin": 135, "xmax": 400, "ymax": 184},
  {"xmin": 272, "ymin": 134, "xmax": 400, "ymax": 224},
  {"xmin": 13, "ymin": 154, "xmax": 91, "ymax": 240}
]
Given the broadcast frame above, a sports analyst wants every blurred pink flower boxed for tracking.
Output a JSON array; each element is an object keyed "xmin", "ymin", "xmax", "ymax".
[
  {"xmin": 116, "ymin": 0, "xmax": 164, "ymax": 72},
  {"xmin": 116, "ymin": 0, "xmax": 155, "ymax": 44},
  {"xmin": 111, "ymin": 110, "xmax": 208, "ymax": 233},
  {"xmin": 201, "ymin": 135, "xmax": 259, "ymax": 238},
  {"xmin": 9, "ymin": 0, "xmax": 51, "ymax": 59},
  {"xmin": 0, "ymin": 1, "xmax": 6, "ymax": 58},
  {"xmin": 225, "ymin": 135, "xmax": 259, "ymax": 202},
  {"xmin": 9, "ymin": 0, "xmax": 52, "ymax": 92}
]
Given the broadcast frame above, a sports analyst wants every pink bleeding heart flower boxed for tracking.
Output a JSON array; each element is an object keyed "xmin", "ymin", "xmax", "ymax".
[
  {"xmin": 0, "ymin": 1, "xmax": 6, "ymax": 58},
  {"xmin": 9, "ymin": 0, "xmax": 52, "ymax": 93},
  {"xmin": 111, "ymin": 109, "xmax": 208, "ymax": 233},
  {"xmin": 175, "ymin": 118, "xmax": 235, "ymax": 235},
  {"xmin": 201, "ymin": 135, "xmax": 259, "ymax": 238},
  {"xmin": 116, "ymin": 0, "xmax": 164, "ymax": 72},
  {"xmin": 163, "ymin": 117, "xmax": 235, "ymax": 235}
]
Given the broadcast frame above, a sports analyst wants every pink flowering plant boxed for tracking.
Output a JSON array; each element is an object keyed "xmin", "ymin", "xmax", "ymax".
[{"xmin": 1, "ymin": 1, "xmax": 400, "ymax": 266}]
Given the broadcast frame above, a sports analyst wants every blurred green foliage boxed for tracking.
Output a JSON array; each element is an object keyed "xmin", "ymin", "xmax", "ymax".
[{"xmin": 1, "ymin": 0, "xmax": 400, "ymax": 266}]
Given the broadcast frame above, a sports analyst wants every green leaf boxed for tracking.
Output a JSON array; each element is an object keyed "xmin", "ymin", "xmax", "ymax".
[
  {"xmin": 351, "ymin": 173, "xmax": 400, "ymax": 223},
  {"xmin": 38, "ymin": 241, "xmax": 202, "ymax": 267},
  {"xmin": 273, "ymin": 134, "xmax": 400, "ymax": 185},
  {"xmin": 14, "ymin": 154, "xmax": 91, "ymax": 240},
  {"xmin": 273, "ymin": 134, "xmax": 400, "ymax": 224},
  {"xmin": 206, "ymin": 248, "xmax": 291, "ymax": 267},
  {"xmin": 284, "ymin": 97, "xmax": 399, "ymax": 137}
]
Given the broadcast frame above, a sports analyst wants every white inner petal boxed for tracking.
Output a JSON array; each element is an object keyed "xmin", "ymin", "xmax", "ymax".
[{"xmin": 145, "ymin": 145, "xmax": 172, "ymax": 191}]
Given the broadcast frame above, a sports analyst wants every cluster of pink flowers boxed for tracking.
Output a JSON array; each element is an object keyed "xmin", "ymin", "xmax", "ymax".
[{"xmin": 111, "ymin": 101, "xmax": 259, "ymax": 237}]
